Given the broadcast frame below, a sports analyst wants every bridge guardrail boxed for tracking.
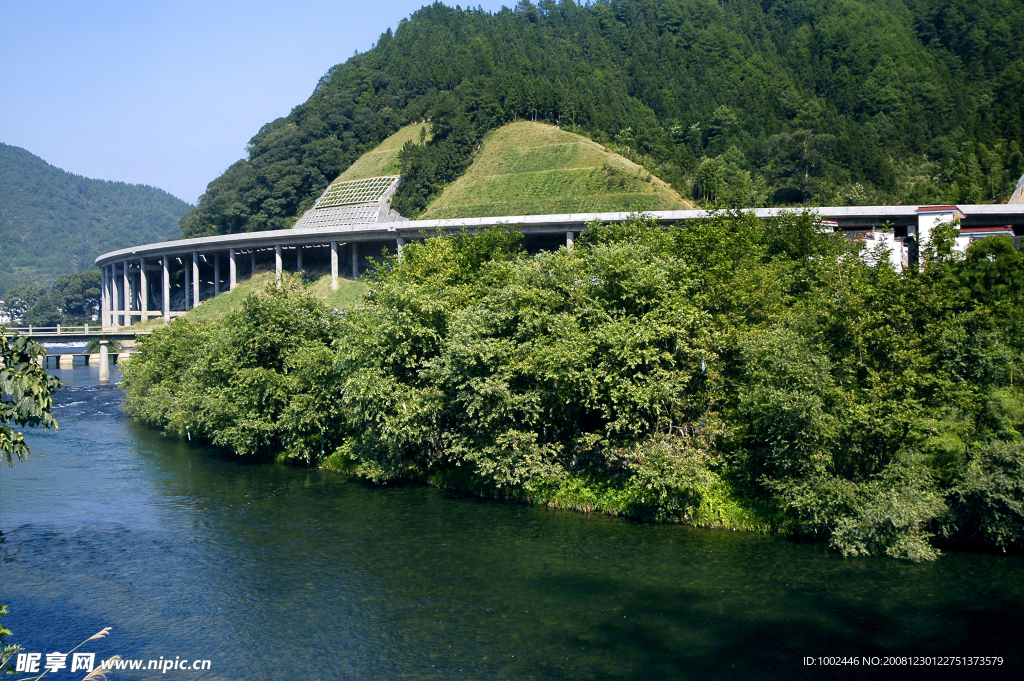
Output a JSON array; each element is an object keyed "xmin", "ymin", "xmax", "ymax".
[{"xmin": 3, "ymin": 325, "xmax": 97, "ymax": 335}]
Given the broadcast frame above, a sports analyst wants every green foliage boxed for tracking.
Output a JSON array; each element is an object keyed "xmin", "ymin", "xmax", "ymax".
[
  {"xmin": 125, "ymin": 214, "xmax": 1024, "ymax": 560},
  {"xmin": 182, "ymin": 0, "xmax": 1024, "ymax": 237},
  {"xmin": 0, "ymin": 331, "xmax": 60, "ymax": 466},
  {"xmin": 0, "ymin": 144, "xmax": 189, "ymax": 294}
]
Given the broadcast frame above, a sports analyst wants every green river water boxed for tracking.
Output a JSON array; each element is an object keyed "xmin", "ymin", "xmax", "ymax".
[{"xmin": 1, "ymin": 366, "xmax": 1021, "ymax": 680}]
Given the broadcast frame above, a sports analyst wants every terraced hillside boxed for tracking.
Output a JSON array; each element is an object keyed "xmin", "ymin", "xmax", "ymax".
[{"xmin": 421, "ymin": 123, "xmax": 690, "ymax": 219}]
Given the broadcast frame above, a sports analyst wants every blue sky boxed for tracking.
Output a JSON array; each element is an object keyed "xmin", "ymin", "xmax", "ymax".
[{"xmin": 1, "ymin": 1, "xmax": 508, "ymax": 204}]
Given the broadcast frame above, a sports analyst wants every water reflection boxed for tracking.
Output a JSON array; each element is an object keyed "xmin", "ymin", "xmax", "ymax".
[{"xmin": 1, "ymin": 366, "xmax": 1021, "ymax": 679}]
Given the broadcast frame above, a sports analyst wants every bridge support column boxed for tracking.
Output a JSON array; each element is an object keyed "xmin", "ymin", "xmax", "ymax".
[
  {"xmin": 351, "ymin": 242, "xmax": 359, "ymax": 278},
  {"xmin": 275, "ymin": 245, "xmax": 282, "ymax": 280},
  {"xmin": 122, "ymin": 261, "xmax": 130, "ymax": 327},
  {"xmin": 184, "ymin": 259, "xmax": 191, "ymax": 310},
  {"xmin": 214, "ymin": 253, "xmax": 221, "ymax": 295},
  {"xmin": 140, "ymin": 257, "xmax": 148, "ymax": 321},
  {"xmin": 162, "ymin": 256, "xmax": 170, "ymax": 322},
  {"xmin": 99, "ymin": 340, "xmax": 109, "ymax": 384},
  {"xmin": 396, "ymin": 236, "xmax": 405, "ymax": 257},
  {"xmin": 251, "ymin": 250, "xmax": 257, "ymax": 276},
  {"xmin": 330, "ymin": 241, "xmax": 339, "ymax": 290},
  {"xmin": 192, "ymin": 251, "xmax": 200, "ymax": 308},
  {"xmin": 566, "ymin": 231, "xmax": 575, "ymax": 250},
  {"xmin": 111, "ymin": 265, "xmax": 120, "ymax": 330},
  {"xmin": 59, "ymin": 355, "xmax": 74, "ymax": 370},
  {"xmin": 296, "ymin": 246, "xmax": 303, "ymax": 272},
  {"xmin": 229, "ymin": 248, "xmax": 237, "ymax": 290},
  {"xmin": 101, "ymin": 266, "xmax": 110, "ymax": 331}
]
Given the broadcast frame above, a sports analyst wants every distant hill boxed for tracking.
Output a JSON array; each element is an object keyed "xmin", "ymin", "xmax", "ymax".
[
  {"xmin": 0, "ymin": 143, "xmax": 190, "ymax": 293},
  {"xmin": 421, "ymin": 122, "xmax": 690, "ymax": 219}
]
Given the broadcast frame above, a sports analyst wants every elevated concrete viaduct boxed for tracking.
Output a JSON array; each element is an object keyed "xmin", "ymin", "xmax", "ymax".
[{"xmin": 95, "ymin": 204, "xmax": 1024, "ymax": 332}]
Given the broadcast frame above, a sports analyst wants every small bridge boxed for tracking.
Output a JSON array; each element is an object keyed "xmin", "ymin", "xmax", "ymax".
[
  {"xmin": 2, "ymin": 325, "xmax": 149, "ymax": 383},
  {"xmin": 2, "ymin": 325, "xmax": 148, "ymax": 344}
]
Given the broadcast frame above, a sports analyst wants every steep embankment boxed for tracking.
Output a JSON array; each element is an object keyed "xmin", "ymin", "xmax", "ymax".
[
  {"xmin": 421, "ymin": 122, "xmax": 690, "ymax": 218},
  {"xmin": 0, "ymin": 143, "xmax": 190, "ymax": 293}
]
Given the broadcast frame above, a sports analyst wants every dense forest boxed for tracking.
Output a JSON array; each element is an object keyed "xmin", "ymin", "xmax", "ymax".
[
  {"xmin": 0, "ymin": 144, "xmax": 190, "ymax": 294},
  {"xmin": 125, "ymin": 214, "xmax": 1024, "ymax": 560},
  {"xmin": 183, "ymin": 0, "xmax": 1024, "ymax": 237}
]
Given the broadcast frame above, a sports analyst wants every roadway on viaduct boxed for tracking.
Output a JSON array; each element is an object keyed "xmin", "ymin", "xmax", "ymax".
[{"xmin": 94, "ymin": 204, "xmax": 1024, "ymax": 331}]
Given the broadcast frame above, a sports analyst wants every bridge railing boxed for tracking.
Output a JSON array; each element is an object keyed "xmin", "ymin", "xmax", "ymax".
[{"xmin": 1, "ymin": 325, "xmax": 97, "ymax": 336}]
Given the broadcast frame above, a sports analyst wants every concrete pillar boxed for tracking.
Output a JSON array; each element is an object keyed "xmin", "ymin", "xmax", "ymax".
[
  {"xmin": 351, "ymin": 242, "xmax": 359, "ymax": 278},
  {"xmin": 192, "ymin": 251, "xmax": 200, "ymax": 308},
  {"xmin": 162, "ymin": 255, "xmax": 170, "ymax": 322},
  {"xmin": 122, "ymin": 261, "xmax": 130, "ymax": 326},
  {"xmin": 396, "ymin": 236, "xmax": 406, "ymax": 257},
  {"xmin": 275, "ymin": 245, "xmax": 283, "ymax": 280},
  {"xmin": 296, "ymin": 246, "xmax": 303, "ymax": 272},
  {"xmin": 111, "ymin": 265, "xmax": 120, "ymax": 330},
  {"xmin": 229, "ymin": 248, "xmax": 237, "ymax": 290},
  {"xmin": 214, "ymin": 253, "xmax": 221, "ymax": 295},
  {"xmin": 59, "ymin": 354, "xmax": 74, "ymax": 369},
  {"xmin": 101, "ymin": 266, "xmax": 109, "ymax": 331},
  {"xmin": 251, "ymin": 250, "xmax": 257, "ymax": 276},
  {"xmin": 99, "ymin": 340, "xmax": 109, "ymax": 384},
  {"xmin": 566, "ymin": 231, "xmax": 575, "ymax": 250},
  {"xmin": 140, "ymin": 257, "xmax": 148, "ymax": 320},
  {"xmin": 184, "ymin": 261, "xmax": 191, "ymax": 310},
  {"xmin": 330, "ymin": 241, "xmax": 339, "ymax": 290}
]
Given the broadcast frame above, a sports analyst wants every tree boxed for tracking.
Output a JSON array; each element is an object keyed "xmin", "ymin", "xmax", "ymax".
[
  {"xmin": 0, "ymin": 329, "xmax": 60, "ymax": 672},
  {"xmin": 1, "ymin": 331, "xmax": 60, "ymax": 466}
]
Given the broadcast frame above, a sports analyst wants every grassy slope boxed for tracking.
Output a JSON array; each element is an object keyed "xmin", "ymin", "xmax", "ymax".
[
  {"xmin": 422, "ymin": 122, "xmax": 691, "ymax": 219},
  {"xmin": 134, "ymin": 269, "xmax": 367, "ymax": 330},
  {"xmin": 334, "ymin": 122, "xmax": 430, "ymax": 182}
]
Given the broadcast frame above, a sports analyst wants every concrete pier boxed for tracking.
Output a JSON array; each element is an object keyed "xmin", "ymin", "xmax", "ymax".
[
  {"xmin": 192, "ymin": 251, "xmax": 200, "ymax": 308},
  {"xmin": 162, "ymin": 255, "xmax": 170, "ymax": 322},
  {"xmin": 140, "ymin": 256, "xmax": 149, "ymax": 321},
  {"xmin": 229, "ymin": 248, "xmax": 237, "ymax": 290},
  {"xmin": 122, "ymin": 262, "xmax": 130, "ymax": 326},
  {"xmin": 99, "ymin": 340, "xmax": 109, "ymax": 383},
  {"xmin": 275, "ymin": 245, "xmax": 283, "ymax": 280},
  {"xmin": 214, "ymin": 253, "xmax": 221, "ymax": 295},
  {"xmin": 330, "ymin": 241, "xmax": 339, "ymax": 290}
]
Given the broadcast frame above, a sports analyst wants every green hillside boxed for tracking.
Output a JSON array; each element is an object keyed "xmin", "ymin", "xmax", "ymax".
[
  {"xmin": 0, "ymin": 143, "xmax": 190, "ymax": 294},
  {"xmin": 181, "ymin": 0, "xmax": 1024, "ymax": 238},
  {"xmin": 422, "ymin": 122, "xmax": 689, "ymax": 218},
  {"xmin": 334, "ymin": 122, "xmax": 430, "ymax": 182}
]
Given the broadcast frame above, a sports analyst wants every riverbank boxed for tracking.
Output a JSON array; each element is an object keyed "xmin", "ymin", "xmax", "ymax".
[{"xmin": 121, "ymin": 213, "xmax": 1024, "ymax": 561}]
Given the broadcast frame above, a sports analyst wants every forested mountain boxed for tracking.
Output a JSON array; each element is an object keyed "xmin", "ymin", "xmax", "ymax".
[
  {"xmin": 0, "ymin": 143, "xmax": 190, "ymax": 293},
  {"xmin": 183, "ymin": 0, "xmax": 1024, "ymax": 237}
]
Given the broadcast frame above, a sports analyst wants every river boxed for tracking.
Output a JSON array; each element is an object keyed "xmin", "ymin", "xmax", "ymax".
[{"xmin": 1, "ymin": 366, "xmax": 1021, "ymax": 679}]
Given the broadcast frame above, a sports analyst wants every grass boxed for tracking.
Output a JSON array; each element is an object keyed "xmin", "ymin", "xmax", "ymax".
[
  {"xmin": 334, "ymin": 122, "xmax": 430, "ymax": 183},
  {"xmin": 421, "ymin": 122, "xmax": 691, "ymax": 219},
  {"xmin": 131, "ymin": 268, "xmax": 367, "ymax": 330}
]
